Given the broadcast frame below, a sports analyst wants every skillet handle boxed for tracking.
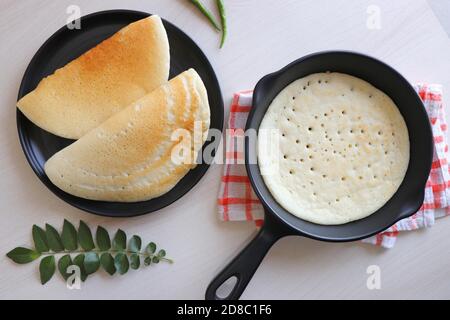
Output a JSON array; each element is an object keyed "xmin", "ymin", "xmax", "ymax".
[{"xmin": 205, "ymin": 218, "xmax": 287, "ymax": 300}]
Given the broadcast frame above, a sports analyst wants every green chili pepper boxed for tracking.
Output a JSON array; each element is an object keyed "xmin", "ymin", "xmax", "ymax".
[
  {"xmin": 190, "ymin": 0, "xmax": 221, "ymax": 31},
  {"xmin": 216, "ymin": 0, "xmax": 227, "ymax": 48}
]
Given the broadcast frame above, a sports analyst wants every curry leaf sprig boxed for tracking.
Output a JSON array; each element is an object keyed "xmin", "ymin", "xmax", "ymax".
[
  {"xmin": 6, "ymin": 220, "xmax": 172, "ymax": 284},
  {"xmin": 189, "ymin": 0, "xmax": 227, "ymax": 48}
]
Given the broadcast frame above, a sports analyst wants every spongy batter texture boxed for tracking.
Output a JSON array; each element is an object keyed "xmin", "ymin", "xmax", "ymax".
[{"xmin": 258, "ymin": 72, "xmax": 410, "ymax": 225}]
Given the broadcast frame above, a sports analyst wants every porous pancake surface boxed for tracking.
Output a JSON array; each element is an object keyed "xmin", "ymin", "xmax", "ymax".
[{"xmin": 258, "ymin": 73, "xmax": 410, "ymax": 225}]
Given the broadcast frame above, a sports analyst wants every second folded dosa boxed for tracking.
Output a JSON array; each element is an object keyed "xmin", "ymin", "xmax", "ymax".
[{"xmin": 44, "ymin": 69, "xmax": 210, "ymax": 202}]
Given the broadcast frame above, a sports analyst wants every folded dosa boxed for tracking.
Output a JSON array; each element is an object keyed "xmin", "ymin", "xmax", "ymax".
[
  {"xmin": 17, "ymin": 15, "xmax": 170, "ymax": 139},
  {"xmin": 44, "ymin": 69, "xmax": 210, "ymax": 202}
]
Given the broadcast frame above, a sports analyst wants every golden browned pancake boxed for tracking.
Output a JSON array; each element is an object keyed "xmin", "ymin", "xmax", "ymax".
[
  {"xmin": 44, "ymin": 69, "xmax": 210, "ymax": 202},
  {"xmin": 17, "ymin": 15, "xmax": 170, "ymax": 139}
]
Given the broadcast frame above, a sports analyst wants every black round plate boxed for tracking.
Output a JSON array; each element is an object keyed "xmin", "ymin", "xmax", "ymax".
[{"xmin": 17, "ymin": 10, "xmax": 224, "ymax": 217}]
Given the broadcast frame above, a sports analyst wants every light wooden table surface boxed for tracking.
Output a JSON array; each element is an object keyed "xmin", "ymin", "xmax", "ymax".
[{"xmin": 1, "ymin": 0, "xmax": 449, "ymax": 300}]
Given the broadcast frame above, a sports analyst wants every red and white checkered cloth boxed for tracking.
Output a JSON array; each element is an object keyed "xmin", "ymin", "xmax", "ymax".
[{"xmin": 217, "ymin": 84, "xmax": 449, "ymax": 248}]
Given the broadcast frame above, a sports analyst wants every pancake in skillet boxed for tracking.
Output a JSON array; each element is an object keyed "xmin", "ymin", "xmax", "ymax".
[
  {"xmin": 258, "ymin": 72, "xmax": 409, "ymax": 225},
  {"xmin": 17, "ymin": 15, "xmax": 170, "ymax": 139},
  {"xmin": 44, "ymin": 69, "xmax": 210, "ymax": 202}
]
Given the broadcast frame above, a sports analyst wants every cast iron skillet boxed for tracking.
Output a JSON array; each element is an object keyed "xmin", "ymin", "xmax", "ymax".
[
  {"xmin": 17, "ymin": 10, "xmax": 223, "ymax": 217},
  {"xmin": 206, "ymin": 51, "xmax": 433, "ymax": 300}
]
